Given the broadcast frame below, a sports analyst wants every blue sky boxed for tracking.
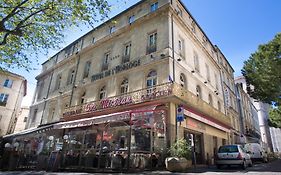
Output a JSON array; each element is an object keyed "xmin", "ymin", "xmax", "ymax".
[{"xmin": 14, "ymin": 0, "xmax": 281, "ymax": 106}]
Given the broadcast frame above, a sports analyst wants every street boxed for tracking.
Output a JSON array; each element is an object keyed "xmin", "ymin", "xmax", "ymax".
[{"xmin": 0, "ymin": 159, "xmax": 281, "ymax": 175}]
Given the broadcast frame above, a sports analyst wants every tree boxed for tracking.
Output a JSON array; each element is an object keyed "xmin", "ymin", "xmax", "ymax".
[
  {"xmin": 242, "ymin": 33, "xmax": 281, "ymax": 106},
  {"xmin": 0, "ymin": 0, "xmax": 111, "ymax": 71},
  {"xmin": 268, "ymin": 106, "xmax": 281, "ymax": 128}
]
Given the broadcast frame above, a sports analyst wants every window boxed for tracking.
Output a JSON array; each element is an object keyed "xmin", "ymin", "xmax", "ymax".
[
  {"xmin": 178, "ymin": 38, "xmax": 185, "ymax": 58},
  {"xmin": 92, "ymin": 37, "xmax": 96, "ymax": 44},
  {"xmin": 208, "ymin": 94, "xmax": 213, "ymax": 106},
  {"xmin": 120, "ymin": 79, "xmax": 129, "ymax": 94},
  {"xmin": 128, "ymin": 15, "xmax": 135, "ymax": 24},
  {"xmin": 180, "ymin": 73, "xmax": 187, "ymax": 89},
  {"xmin": 80, "ymin": 92, "xmax": 86, "ymax": 104},
  {"xmin": 194, "ymin": 51, "xmax": 199, "ymax": 72},
  {"xmin": 122, "ymin": 43, "xmax": 131, "ymax": 63},
  {"xmin": 32, "ymin": 109, "xmax": 38, "ymax": 122},
  {"xmin": 99, "ymin": 86, "xmax": 106, "ymax": 100},
  {"xmin": 37, "ymin": 80, "xmax": 45, "ymax": 100},
  {"xmin": 214, "ymin": 73, "xmax": 219, "ymax": 90},
  {"xmin": 191, "ymin": 21, "xmax": 196, "ymax": 33},
  {"xmin": 49, "ymin": 108, "xmax": 55, "ymax": 121},
  {"xmin": 109, "ymin": 26, "xmax": 116, "ymax": 34},
  {"xmin": 102, "ymin": 53, "xmax": 110, "ymax": 71},
  {"xmin": 196, "ymin": 85, "xmax": 201, "ymax": 99},
  {"xmin": 0, "ymin": 93, "xmax": 9, "ymax": 106},
  {"xmin": 23, "ymin": 117, "xmax": 27, "ymax": 122},
  {"xmin": 150, "ymin": 2, "xmax": 158, "ymax": 12},
  {"xmin": 176, "ymin": 5, "xmax": 183, "ymax": 17},
  {"xmin": 205, "ymin": 64, "xmax": 210, "ymax": 82},
  {"xmin": 147, "ymin": 32, "xmax": 157, "ymax": 54},
  {"xmin": 218, "ymin": 101, "xmax": 221, "ymax": 112},
  {"xmin": 83, "ymin": 61, "xmax": 91, "ymax": 78},
  {"xmin": 146, "ymin": 70, "xmax": 157, "ymax": 88},
  {"xmin": 3, "ymin": 79, "xmax": 13, "ymax": 88},
  {"xmin": 67, "ymin": 68, "xmax": 75, "ymax": 85},
  {"xmin": 55, "ymin": 74, "xmax": 62, "ymax": 90}
]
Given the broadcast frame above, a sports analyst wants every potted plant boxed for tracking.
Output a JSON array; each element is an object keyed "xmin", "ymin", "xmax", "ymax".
[{"xmin": 165, "ymin": 138, "xmax": 192, "ymax": 172}]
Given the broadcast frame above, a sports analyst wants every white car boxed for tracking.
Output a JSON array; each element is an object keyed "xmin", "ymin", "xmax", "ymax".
[
  {"xmin": 216, "ymin": 144, "xmax": 252, "ymax": 169},
  {"xmin": 244, "ymin": 143, "xmax": 268, "ymax": 162}
]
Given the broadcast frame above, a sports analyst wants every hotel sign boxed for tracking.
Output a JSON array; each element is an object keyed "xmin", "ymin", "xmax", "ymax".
[
  {"xmin": 91, "ymin": 59, "xmax": 141, "ymax": 82},
  {"xmin": 63, "ymin": 83, "xmax": 172, "ymax": 118}
]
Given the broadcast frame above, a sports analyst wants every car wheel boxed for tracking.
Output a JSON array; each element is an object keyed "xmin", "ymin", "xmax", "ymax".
[{"xmin": 241, "ymin": 160, "xmax": 246, "ymax": 170}]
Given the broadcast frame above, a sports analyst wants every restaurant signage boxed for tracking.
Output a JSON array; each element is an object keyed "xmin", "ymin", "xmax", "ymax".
[{"xmin": 63, "ymin": 83, "xmax": 172, "ymax": 118}]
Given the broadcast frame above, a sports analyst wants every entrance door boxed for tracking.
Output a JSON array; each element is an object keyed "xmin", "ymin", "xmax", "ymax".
[{"xmin": 184, "ymin": 130, "xmax": 204, "ymax": 164}]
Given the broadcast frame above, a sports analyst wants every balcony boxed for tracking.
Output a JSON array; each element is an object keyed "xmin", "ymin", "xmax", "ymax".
[
  {"xmin": 0, "ymin": 101, "xmax": 7, "ymax": 106},
  {"xmin": 122, "ymin": 55, "xmax": 130, "ymax": 63},
  {"xmin": 172, "ymin": 83, "xmax": 231, "ymax": 127},
  {"xmin": 62, "ymin": 83, "xmax": 231, "ymax": 128},
  {"xmin": 101, "ymin": 63, "xmax": 108, "ymax": 71},
  {"xmin": 146, "ymin": 45, "xmax": 157, "ymax": 54}
]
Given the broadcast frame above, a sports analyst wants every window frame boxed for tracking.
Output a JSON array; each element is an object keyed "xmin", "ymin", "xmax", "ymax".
[
  {"xmin": 150, "ymin": 2, "xmax": 158, "ymax": 12},
  {"xmin": 120, "ymin": 78, "xmax": 129, "ymax": 94},
  {"xmin": 3, "ymin": 79, "xmax": 13, "ymax": 88},
  {"xmin": 99, "ymin": 86, "xmax": 106, "ymax": 100}
]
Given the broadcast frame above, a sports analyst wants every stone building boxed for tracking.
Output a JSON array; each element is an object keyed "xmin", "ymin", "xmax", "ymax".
[
  {"xmin": 13, "ymin": 106, "xmax": 29, "ymax": 133},
  {"xmin": 235, "ymin": 76, "xmax": 272, "ymax": 151},
  {"xmin": 17, "ymin": 0, "xmax": 238, "ymax": 170},
  {"xmin": 235, "ymin": 81, "xmax": 260, "ymax": 144},
  {"xmin": 0, "ymin": 71, "xmax": 26, "ymax": 136}
]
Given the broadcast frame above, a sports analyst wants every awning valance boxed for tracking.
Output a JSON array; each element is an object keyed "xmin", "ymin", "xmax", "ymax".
[{"xmin": 54, "ymin": 111, "xmax": 131, "ymax": 129}]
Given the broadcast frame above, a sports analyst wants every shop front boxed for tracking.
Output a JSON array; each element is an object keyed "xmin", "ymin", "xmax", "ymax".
[{"xmin": 53, "ymin": 106, "xmax": 168, "ymax": 171}]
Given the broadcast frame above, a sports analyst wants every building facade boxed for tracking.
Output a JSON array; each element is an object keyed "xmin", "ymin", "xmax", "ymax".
[
  {"xmin": 235, "ymin": 82, "xmax": 260, "ymax": 144},
  {"xmin": 7, "ymin": 0, "xmax": 239, "ymax": 170},
  {"xmin": 0, "ymin": 71, "xmax": 26, "ymax": 136},
  {"xmin": 13, "ymin": 106, "xmax": 29, "ymax": 133},
  {"xmin": 269, "ymin": 127, "xmax": 281, "ymax": 153},
  {"xmin": 235, "ymin": 76, "xmax": 272, "ymax": 151}
]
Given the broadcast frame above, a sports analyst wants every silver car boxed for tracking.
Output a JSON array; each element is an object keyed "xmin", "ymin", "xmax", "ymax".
[{"xmin": 216, "ymin": 144, "xmax": 252, "ymax": 169}]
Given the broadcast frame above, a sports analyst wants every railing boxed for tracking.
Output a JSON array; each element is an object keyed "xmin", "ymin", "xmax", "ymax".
[
  {"xmin": 101, "ymin": 63, "xmax": 108, "ymax": 71},
  {"xmin": 146, "ymin": 45, "xmax": 157, "ymax": 54},
  {"xmin": 172, "ymin": 83, "xmax": 231, "ymax": 127},
  {"xmin": 62, "ymin": 82, "xmax": 231, "ymax": 127},
  {"xmin": 0, "ymin": 101, "xmax": 7, "ymax": 106},
  {"xmin": 122, "ymin": 55, "xmax": 130, "ymax": 63},
  {"xmin": 63, "ymin": 83, "xmax": 173, "ymax": 118}
]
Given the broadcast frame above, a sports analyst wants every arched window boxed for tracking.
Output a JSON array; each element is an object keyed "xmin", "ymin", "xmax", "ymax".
[
  {"xmin": 218, "ymin": 101, "xmax": 221, "ymax": 112},
  {"xmin": 208, "ymin": 94, "xmax": 213, "ymax": 106},
  {"xmin": 99, "ymin": 86, "xmax": 106, "ymax": 100},
  {"xmin": 80, "ymin": 91, "xmax": 86, "ymax": 104},
  {"xmin": 196, "ymin": 85, "xmax": 201, "ymax": 99},
  {"xmin": 146, "ymin": 70, "xmax": 157, "ymax": 88},
  {"xmin": 194, "ymin": 51, "xmax": 199, "ymax": 72},
  {"xmin": 180, "ymin": 73, "xmax": 187, "ymax": 89},
  {"xmin": 120, "ymin": 78, "xmax": 128, "ymax": 94}
]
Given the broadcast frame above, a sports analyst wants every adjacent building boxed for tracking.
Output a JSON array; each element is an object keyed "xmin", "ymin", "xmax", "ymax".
[
  {"xmin": 235, "ymin": 76, "xmax": 272, "ymax": 151},
  {"xmin": 13, "ymin": 106, "xmax": 29, "ymax": 133},
  {"xmin": 270, "ymin": 127, "xmax": 281, "ymax": 153},
  {"xmin": 0, "ymin": 71, "xmax": 26, "ymax": 136},
  {"xmin": 235, "ymin": 81, "xmax": 260, "ymax": 144}
]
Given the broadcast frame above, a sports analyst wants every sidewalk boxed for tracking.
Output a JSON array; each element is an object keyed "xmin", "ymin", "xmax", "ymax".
[{"xmin": 0, "ymin": 166, "xmax": 215, "ymax": 175}]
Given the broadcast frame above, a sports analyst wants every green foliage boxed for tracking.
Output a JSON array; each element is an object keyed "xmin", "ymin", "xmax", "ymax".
[
  {"xmin": 170, "ymin": 138, "xmax": 192, "ymax": 160},
  {"xmin": 269, "ymin": 106, "xmax": 281, "ymax": 128},
  {"xmin": 242, "ymin": 33, "xmax": 281, "ymax": 106},
  {"xmin": 0, "ymin": 0, "xmax": 111, "ymax": 71}
]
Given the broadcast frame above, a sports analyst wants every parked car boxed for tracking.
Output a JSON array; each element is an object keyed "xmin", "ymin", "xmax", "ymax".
[
  {"xmin": 244, "ymin": 143, "xmax": 268, "ymax": 163},
  {"xmin": 216, "ymin": 144, "xmax": 252, "ymax": 169}
]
